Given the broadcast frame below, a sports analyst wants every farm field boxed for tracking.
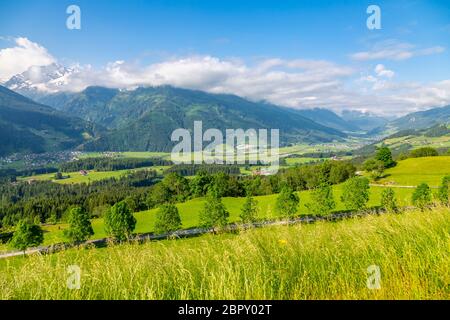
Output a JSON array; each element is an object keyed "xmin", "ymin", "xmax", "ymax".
[
  {"xmin": 377, "ymin": 156, "xmax": 450, "ymax": 186},
  {"xmin": 377, "ymin": 134, "xmax": 450, "ymax": 152},
  {"xmin": 1, "ymin": 208, "xmax": 448, "ymax": 299},
  {"xmin": 79, "ymin": 151, "xmax": 171, "ymax": 159},
  {"xmin": 0, "ymin": 184, "xmax": 415, "ymax": 253},
  {"xmin": 18, "ymin": 166, "xmax": 170, "ymax": 184}
]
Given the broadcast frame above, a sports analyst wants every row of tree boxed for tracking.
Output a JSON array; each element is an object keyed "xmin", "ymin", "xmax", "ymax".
[
  {"xmin": 0, "ymin": 159, "xmax": 356, "ymax": 228},
  {"xmin": 8, "ymin": 174, "xmax": 450, "ymax": 252}
]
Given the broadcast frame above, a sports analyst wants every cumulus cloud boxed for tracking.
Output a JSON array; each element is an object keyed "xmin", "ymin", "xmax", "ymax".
[
  {"xmin": 54, "ymin": 56, "xmax": 356, "ymax": 111},
  {"xmin": 351, "ymin": 40, "xmax": 445, "ymax": 61},
  {"xmin": 2, "ymin": 38, "xmax": 450, "ymax": 116},
  {"xmin": 0, "ymin": 37, "xmax": 55, "ymax": 81}
]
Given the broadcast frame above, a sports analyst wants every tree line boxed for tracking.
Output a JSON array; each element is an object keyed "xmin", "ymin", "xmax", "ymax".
[
  {"xmin": 0, "ymin": 160, "xmax": 356, "ymax": 229},
  {"xmin": 6, "ymin": 168, "xmax": 450, "ymax": 252},
  {"xmin": 59, "ymin": 157, "xmax": 172, "ymax": 172}
]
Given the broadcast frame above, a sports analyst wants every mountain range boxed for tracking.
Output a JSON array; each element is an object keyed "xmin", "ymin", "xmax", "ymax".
[
  {"xmin": 35, "ymin": 86, "xmax": 348, "ymax": 152},
  {"xmin": 0, "ymin": 86, "xmax": 99, "ymax": 156},
  {"xmin": 1, "ymin": 66, "xmax": 450, "ymax": 157},
  {"xmin": 3, "ymin": 63, "xmax": 76, "ymax": 101},
  {"xmin": 0, "ymin": 84, "xmax": 352, "ymax": 155},
  {"xmin": 388, "ymin": 105, "xmax": 450, "ymax": 131}
]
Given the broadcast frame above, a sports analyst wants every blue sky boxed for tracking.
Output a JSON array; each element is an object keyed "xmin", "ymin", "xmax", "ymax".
[{"xmin": 0, "ymin": 0, "xmax": 449, "ymax": 114}]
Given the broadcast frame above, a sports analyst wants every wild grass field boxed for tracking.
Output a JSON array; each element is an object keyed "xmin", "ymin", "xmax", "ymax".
[{"xmin": 1, "ymin": 208, "xmax": 448, "ymax": 299}]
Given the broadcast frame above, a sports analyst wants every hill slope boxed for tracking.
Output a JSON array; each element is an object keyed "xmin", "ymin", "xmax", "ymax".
[
  {"xmin": 0, "ymin": 85, "xmax": 99, "ymax": 156},
  {"xmin": 295, "ymin": 108, "xmax": 360, "ymax": 132},
  {"xmin": 388, "ymin": 105, "xmax": 450, "ymax": 131},
  {"xmin": 341, "ymin": 109, "xmax": 389, "ymax": 132},
  {"xmin": 38, "ymin": 86, "xmax": 347, "ymax": 152},
  {"xmin": 354, "ymin": 124, "xmax": 450, "ymax": 157}
]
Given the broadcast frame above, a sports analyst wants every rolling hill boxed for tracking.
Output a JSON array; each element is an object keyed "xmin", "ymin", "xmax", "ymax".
[
  {"xmin": 354, "ymin": 124, "xmax": 450, "ymax": 157},
  {"xmin": 0, "ymin": 85, "xmax": 100, "ymax": 156},
  {"xmin": 37, "ymin": 86, "xmax": 347, "ymax": 152},
  {"xmin": 388, "ymin": 105, "xmax": 450, "ymax": 131}
]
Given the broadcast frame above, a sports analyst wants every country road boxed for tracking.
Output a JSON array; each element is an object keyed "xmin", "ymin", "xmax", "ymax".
[{"xmin": 370, "ymin": 184, "xmax": 439, "ymax": 189}]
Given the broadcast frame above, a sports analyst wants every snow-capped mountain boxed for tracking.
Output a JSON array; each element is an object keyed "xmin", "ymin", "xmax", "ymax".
[{"xmin": 3, "ymin": 63, "xmax": 76, "ymax": 99}]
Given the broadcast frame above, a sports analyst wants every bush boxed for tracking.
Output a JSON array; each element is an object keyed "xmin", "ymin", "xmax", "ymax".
[
  {"xmin": 199, "ymin": 191, "xmax": 229, "ymax": 231},
  {"xmin": 436, "ymin": 176, "xmax": 450, "ymax": 206},
  {"xmin": 9, "ymin": 220, "xmax": 44, "ymax": 252},
  {"xmin": 275, "ymin": 186, "xmax": 300, "ymax": 217},
  {"xmin": 363, "ymin": 159, "xmax": 385, "ymax": 180},
  {"xmin": 306, "ymin": 183, "xmax": 336, "ymax": 216},
  {"xmin": 341, "ymin": 177, "xmax": 370, "ymax": 211},
  {"xmin": 409, "ymin": 147, "xmax": 439, "ymax": 158},
  {"xmin": 104, "ymin": 201, "xmax": 137, "ymax": 241},
  {"xmin": 154, "ymin": 203, "xmax": 182, "ymax": 235},
  {"xmin": 240, "ymin": 195, "xmax": 259, "ymax": 223},
  {"xmin": 375, "ymin": 146, "xmax": 396, "ymax": 168},
  {"xmin": 64, "ymin": 207, "xmax": 94, "ymax": 243},
  {"xmin": 412, "ymin": 183, "xmax": 432, "ymax": 210},
  {"xmin": 380, "ymin": 188, "xmax": 399, "ymax": 213}
]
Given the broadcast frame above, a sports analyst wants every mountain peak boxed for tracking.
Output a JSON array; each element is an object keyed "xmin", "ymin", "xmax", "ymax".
[{"xmin": 3, "ymin": 63, "xmax": 76, "ymax": 99}]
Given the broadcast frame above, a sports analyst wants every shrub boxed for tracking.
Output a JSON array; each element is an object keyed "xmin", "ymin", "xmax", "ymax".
[
  {"xmin": 380, "ymin": 188, "xmax": 399, "ymax": 213},
  {"xmin": 409, "ymin": 147, "xmax": 439, "ymax": 158},
  {"xmin": 9, "ymin": 220, "xmax": 44, "ymax": 252},
  {"xmin": 199, "ymin": 191, "xmax": 229, "ymax": 231},
  {"xmin": 363, "ymin": 159, "xmax": 385, "ymax": 180},
  {"xmin": 64, "ymin": 207, "xmax": 94, "ymax": 243},
  {"xmin": 306, "ymin": 183, "xmax": 336, "ymax": 216},
  {"xmin": 240, "ymin": 195, "xmax": 259, "ymax": 223},
  {"xmin": 412, "ymin": 183, "xmax": 432, "ymax": 210},
  {"xmin": 104, "ymin": 201, "xmax": 137, "ymax": 241},
  {"xmin": 436, "ymin": 176, "xmax": 450, "ymax": 206},
  {"xmin": 375, "ymin": 146, "xmax": 396, "ymax": 168},
  {"xmin": 154, "ymin": 203, "xmax": 182, "ymax": 235},
  {"xmin": 275, "ymin": 186, "xmax": 300, "ymax": 217},
  {"xmin": 341, "ymin": 177, "xmax": 370, "ymax": 211}
]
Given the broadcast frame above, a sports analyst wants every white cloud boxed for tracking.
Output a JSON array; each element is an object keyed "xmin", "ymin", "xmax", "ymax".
[
  {"xmin": 54, "ymin": 55, "xmax": 356, "ymax": 112},
  {"xmin": 0, "ymin": 37, "xmax": 55, "ymax": 82},
  {"xmin": 374, "ymin": 64, "xmax": 394, "ymax": 78},
  {"xmin": 2, "ymin": 38, "xmax": 450, "ymax": 116},
  {"xmin": 351, "ymin": 40, "xmax": 445, "ymax": 61}
]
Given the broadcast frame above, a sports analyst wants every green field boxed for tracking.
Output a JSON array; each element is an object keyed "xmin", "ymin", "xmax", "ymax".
[
  {"xmin": 5, "ymin": 156, "xmax": 450, "ymax": 253},
  {"xmin": 79, "ymin": 151, "xmax": 171, "ymax": 159},
  {"xmin": 1, "ymin": 208, "xmax": 448, "ymax": 299},
  {"xmin": 379, "ymin": 134, "xmax": 450, "ymax": 151},
  {"xmin": 377, "ymin": 156, "xmax": 450, "ymax": 186},
  {"xmin": 0, "ymin": 184, "xmax": 415, "ymax": 253},
  {"xmin": 19, "ymin": 166, "xmax": 169, "ymax": 184}
]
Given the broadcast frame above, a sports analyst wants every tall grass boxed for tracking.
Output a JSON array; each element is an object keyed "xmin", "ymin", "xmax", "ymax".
[{"xmin": 0, "ymin": 208, "xmax": 449, "ymax": 300}]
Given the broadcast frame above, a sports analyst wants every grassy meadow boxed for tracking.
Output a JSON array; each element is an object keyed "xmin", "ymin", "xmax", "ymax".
[
  {"xmin": 1, "ymin": 208, "xmax": 448, "ymax": 299},
  {"xmin": 377, "ymin": 156, "xmax": 450, "ymax": 186},
  {"xmin": 0, "ymin": 184, "xmax": 415, "ymax": 253},
  {"xmin": 19, "ymin": 166, "xmax": 170, "ymax": 184},
  {"xmin": 3, "ymin": 155, "xmax": 449, "ymax": 253}
]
